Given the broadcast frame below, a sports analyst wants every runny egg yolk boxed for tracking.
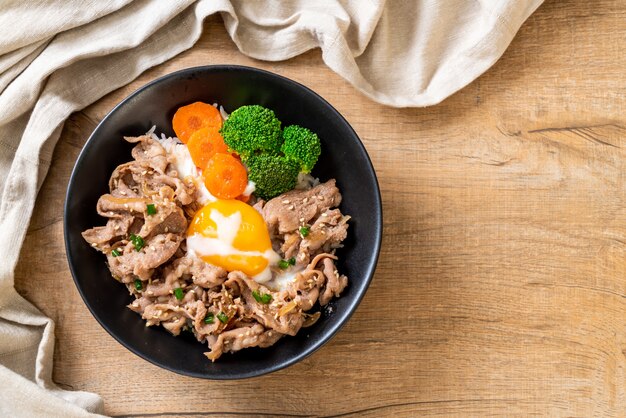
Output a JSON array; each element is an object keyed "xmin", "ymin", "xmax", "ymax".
[{"xmin": 187, "ymin": 199, "xmax": 276, "ymax": 277}]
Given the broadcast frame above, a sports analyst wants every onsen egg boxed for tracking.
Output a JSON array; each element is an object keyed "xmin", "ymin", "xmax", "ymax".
[{"xmin": 186, "ymin": 199, "xmax": 279, "ymax": 279}]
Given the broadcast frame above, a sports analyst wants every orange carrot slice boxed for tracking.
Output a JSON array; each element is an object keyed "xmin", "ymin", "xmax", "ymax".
[
  {"xmin": 203, "ymin": 153, "xmax": 248, "ymax": 199},
  {"xmin": 236, "ymin": 194, "xmax": 251, "ymax": 203},
  {"xmin": 172, "ymin": 102, "xmax": 222, "ymax": 143},
  {"xmin": 187, "ymin": 126, "xmax": 229, "ymax": 169}
]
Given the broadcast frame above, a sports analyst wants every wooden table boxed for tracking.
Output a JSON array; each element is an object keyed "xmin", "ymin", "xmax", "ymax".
[{"xmin": 14, "ymin": 1, "xmax": 626, "ymax": 416}]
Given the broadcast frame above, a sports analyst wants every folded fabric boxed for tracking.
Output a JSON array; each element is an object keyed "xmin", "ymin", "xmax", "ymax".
[{"xmin": 0, "ymin": 0, "xmax": 543, "ymax": 415}]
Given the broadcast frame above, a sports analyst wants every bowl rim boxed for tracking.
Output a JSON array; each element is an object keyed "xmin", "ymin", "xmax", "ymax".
[{"xmin": 64, "ymin": 64, "xmax": 383, "ymax": 379}]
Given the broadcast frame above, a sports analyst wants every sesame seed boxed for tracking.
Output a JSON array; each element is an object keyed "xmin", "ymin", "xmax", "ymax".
[
  {"xmin": 288, "ymin": 205, "xmax": 295, "ymax": 210},
  {"xmin": 303, "ymin": 198, "xmax": 309, "ymax": 203},
  {"xmin": 245, "ymin": 331, "xmax": 251, "ymax": 336},
  {"xmin": 147, "ymin": 290, "xmax": 154, "ymax": 295},
  {"xmin": 164, "ymin": 227, "xmax": 169, "ymax": 232},
  {"xmin": 141, "ymin": 170, "xmax": 147, "ymax": 175},
  {"xmin": 91, "ymin": 243, "xmax": 97, "ymax": 247},
  {"xmin": 282, "ymin": 199, "xmax": 290, "ymax": 204},
  {"xmin": 114, "ymin": 225, "xmax": 120, "ymax": 231},
  {"xmin": 322, "ymin": 213, "xmax": 328, "ymax": 217},
  {"xmin": 268, "ymin": 331, "xmax": 273, "ymax": 337},
  {"xmin": 109, "ymin": 211, "xmax": 114, "ymax": 216},
  {"xmin": 132, "ymin": 301, "xmax": 139, "ymax": 307},
  {"xmin": 120, "ymin": 190, "xmax": 127, "ymax": 196},
  {"xmin": 237, "ymin": 334, "xmax": 243, "ymax": 338},
  {"xmin": 320, "ymin": 230, "xmax": 326, "ymax": 235},
  {"xmin": 299, "ymin": 217, "xmax": 305, "ymax": 222},
  {"xmin": 123, "ymin": 204, "xmax": 129, "ymax": 208}
]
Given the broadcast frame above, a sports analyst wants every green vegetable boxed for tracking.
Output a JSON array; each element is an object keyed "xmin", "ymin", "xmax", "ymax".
[
  {"xmin": 146, "ymin": 203, "xmax": 157, "ymax": 215},
  {"xmin": 134, "ymin": 279, "xmax": 143, "ymax": 291},
  {"xmin": 217, "ymin": 312, "xmax": 229, "ymax": 323},
  {"xmin": 220, "ymin": 105, "xmax": 282, "ymax": 157},
  {"xmin": 204, "ymin": 313, "xmax": 215, "ymax": 324},
  {"xmin": 299, "ymin": 226, "xmax": 310, "ymax": 237},
  {"xmin": 174, "ymin": 288, "xmax": 184, "ymax": 300},
  {"xmin": 281, "ymin": 125, "xmax": 321, "ymax": 173},
  {"xmin": 278, "ymin": 257, "xmax": 296, "ymax": 269},
  {"xmin": 245, "ymin": 154, "xmax": 300, "ymax": 200},
  {"xmin": 129, "ymin": 234, "xmax": 144, "ymax": 251},
  {"xmin": 252, "ymin": 290, "xmax": 272, "ymax": 304},
  {"xmin": 111, "ymin": 248, "xmax": 121, "ymax": 257}
]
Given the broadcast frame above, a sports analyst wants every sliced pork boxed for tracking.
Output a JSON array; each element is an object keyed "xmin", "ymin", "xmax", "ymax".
[{"xmin": 83, "ymin": 134, "xmax": 351, "ymax": 361}]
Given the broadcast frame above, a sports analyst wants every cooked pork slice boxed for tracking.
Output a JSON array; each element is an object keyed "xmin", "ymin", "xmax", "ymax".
[
  {"xmin": 280, "ymin": 232, "xmax": 301, "ymax": 259},
  {"xmin": 205, "ymin": 323, "xmax": 283, "ymax": 361},
  {"xmin": 319, "ymin": 257, "xmax": 348, "ymax": 306},
  {"xmin": 262, "ymin": 179, "xmax": 341, "ymax": 234},
  {"xmin": 107, "ymin": 234, "xmax": 182, "ymax": 281},
  {"xmin": 190, "ymin": 259, "xmax": 228, "ymax": 288},
  {"xmin": 191, "ymin": 300, "xmax": 221, "ymax": 338},
  {"xmin": 224, "ymin": 272, "xmax": 305, "ymax": 336},
  {"xmin": 143, "ymin": 207, "xmax": 187, "ymax": 238},
  {"xmin": 142, "ymin": 302, "xmax": 192, "ymax": 331},
  {"xmin": 81, "ymin": 215, "xmax": 134, "ymax": 249},
  {"xmin": 125, "ymin": 134, "xmax": 169, "ymax": 173},
  {"xmin": 290, "ymin": 269, "xmax": 325, "ymax": 311},
  {"xmin": 303, "ymin": 208, "xmax": 350, "ymax": 254},
  {"xmin": 98, "ymin": 194, "xmax": 150, "ymax": 215}
]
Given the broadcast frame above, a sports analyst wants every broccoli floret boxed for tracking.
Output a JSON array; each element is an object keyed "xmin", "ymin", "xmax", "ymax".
[
  {"xmin": 245, "ymin": 154, "xmax": 300, "ymax": 200},
  {"xmin": 280, "ymin": 125, "xmax": 321, "ymax": 173},
  {"xmin": 220, "ymin": 105, "xmax": 282, "ymax": 157}
]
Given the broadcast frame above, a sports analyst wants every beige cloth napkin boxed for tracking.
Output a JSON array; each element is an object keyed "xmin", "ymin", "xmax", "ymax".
[{"xmin": 0, "ymin": 0, "xmax": 543, "ymax": 415}]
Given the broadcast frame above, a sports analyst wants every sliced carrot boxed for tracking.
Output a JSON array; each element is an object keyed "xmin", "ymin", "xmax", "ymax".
[
  {"xmin": 203, "ymin": 153, "xmax": 248, "ymax": 199},
  {"xmin": 172, "ymin": 102, "xmax": 222, "ymax": 143},
  {"xmin": 187, "ymin": 127, "xmax": 229, "ymax": 169},
  {"xmin": 236, "ymin": 194, "xmax": 251, "ymax": 203}
]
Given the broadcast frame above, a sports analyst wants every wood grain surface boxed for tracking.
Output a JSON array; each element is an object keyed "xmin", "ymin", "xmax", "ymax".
[{"xmin": 13, "ymin": 1, "xmax": 626, "ymax": 416}]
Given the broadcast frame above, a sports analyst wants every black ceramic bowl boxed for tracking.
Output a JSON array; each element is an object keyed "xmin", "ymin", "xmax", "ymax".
[{"xmin": 64, "ymin": 65, "xmax": 382, "ymax": 379}]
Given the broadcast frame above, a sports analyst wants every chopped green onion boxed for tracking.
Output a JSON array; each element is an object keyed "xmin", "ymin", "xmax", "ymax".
[
  {"xmin": 111, "ymin": 248, "xmax": 121, "ymax": 257},
  {"xmin": 129, "ymin": 234, "xmax": 144, "ymax": 251},
  {"xmin": 146, "ymin": 203, "xmax": 157, "ymax": 215},
  {"xmin": 288, "ymin": 257, "xmax": 296, "ymax": 266},
  {"xmin": 278, "ymin": 259, "xmax": 290, "ymax": 269},
  {"xmin": 217, "ymin": 312, "xmax": 228, "ymax": 323},
  {"xmin": 299, "ymin": 226, "xmax": 310, "ymax": 237},
  {"xmin": 204, "ymin": 313, "xmax": 215, "ymax": 324},
  {"xmin": 174, "ymin": 287, "xmax": 184, "ymax": 300},
  {"xmin": 134, "ymin": 279, "xmax": 143, "ymax": 291},
  {"xmin": 252, "ymin": 290, "xmax": 272, "ymax": 304}
]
